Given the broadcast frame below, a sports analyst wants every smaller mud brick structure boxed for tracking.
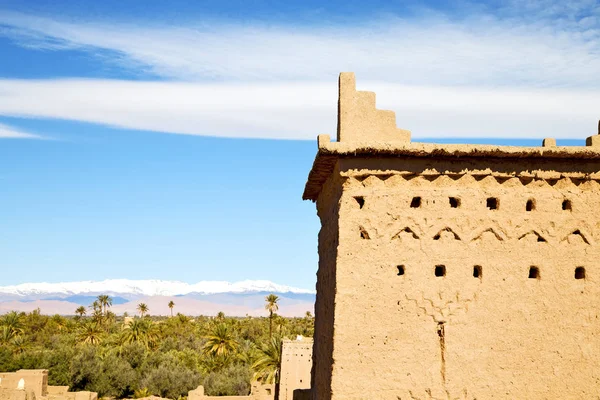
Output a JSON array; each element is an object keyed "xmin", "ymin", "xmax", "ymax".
[{"xmin": 303, "ymin": 73, "xmax": 600, "ymax": 399}]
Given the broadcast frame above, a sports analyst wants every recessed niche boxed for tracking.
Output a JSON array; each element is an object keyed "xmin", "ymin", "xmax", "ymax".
[
  {"xmin": 528, "ymin": 266, "xmax": 540, "ymax": 280},
  {"xmin": 575, "ymin": 267, "xmax": 586, "ymax": 280},
  {"xmin": 435, "ymin": 265, "xmax": 446, "ymax": 277},
  {"xmin": 410, "ymin": 197, "xmax": 422, "ymax": 208},
  {"xmin": 526, "ymin": 199, "xmax": 535, "ymax": 211},
  {"xmin": 562, "ymin": 199, "xmax": 572, "ymax": 211},
  {"xmin": 397, "ymin": 265, "xmax": 405, "ymax": 276},
  {"xmin": 486, "ymin": 197, "xmax": 498, "ymax": 210},
  {"xmin": 449, "ymin": 197, "xmax": 460, "ymax": 208},
  {"xmin": 354, "ymin": 196, "xmax": 365, "ymax": 209},
  {"xmin": 473, "ymin": 265, "xmax": 482, "ymax": 279}
]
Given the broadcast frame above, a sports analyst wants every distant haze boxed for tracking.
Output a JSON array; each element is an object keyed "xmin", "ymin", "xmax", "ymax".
[{"xmin": 0, "ymin": 279, "xmax": 315, "ymax": 317}]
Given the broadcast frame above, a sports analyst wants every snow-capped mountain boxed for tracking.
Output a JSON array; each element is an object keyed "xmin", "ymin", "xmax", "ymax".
[
  {"xmin": 0, "ymin": 279, "xmax": 316, "ymax": 317},
  {"xmin": 0, "ymin": 279, "xmax": 315, "ymax": 299}
]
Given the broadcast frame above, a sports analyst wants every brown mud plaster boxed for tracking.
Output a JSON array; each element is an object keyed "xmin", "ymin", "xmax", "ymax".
[{"xmin": 303, "ymin": 72, "xmax": 600, "ymax": 399}]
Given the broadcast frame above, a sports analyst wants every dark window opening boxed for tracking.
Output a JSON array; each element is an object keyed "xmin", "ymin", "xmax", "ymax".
[
  {"xmin": 529, "ymin": 266, "xmax": 540, "ymax": 280},
  {"xmin": 575, "ymin": 267, "xmax": 586, "ymax": 280},
  {"xmin": 526, "ymin": 199, "xmax": 535, "ymax": 211},
  {"xmin": 354, "ymin": 196, "xmax": 365, "ymax": 209},
  {"xmin": 449, "ymin": 197, "xmax": 460, "ymax": 208},
  {"xmin": 562, "ymin": 199, "xmax": 572, "ymax": 211},
  {"xmin": 435, "ymin": 265, "xmax": 446, "ymax": 277},
  {"xmin": 410, "ymin": 197, "xmax": 422, "ymax": 208},
  {"xmin": 397, "ymin": 265, "xmax": 405, "ymax": 276},
  {"xmin": 486, "ymin": 197, "xmax": 498, "ymax": 210},
  {"xmin": 473, "ymin": 265, "xmax": 482, "ymax": 279}
]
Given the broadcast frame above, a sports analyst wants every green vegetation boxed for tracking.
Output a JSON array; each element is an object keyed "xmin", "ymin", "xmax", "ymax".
[
  {"xmin": 264, "ymin": 294, "xmax": 279, "ymax": 339},
  {"xmin": 0, "ymin": 295, "xmax": 314, "ymax": 398}
]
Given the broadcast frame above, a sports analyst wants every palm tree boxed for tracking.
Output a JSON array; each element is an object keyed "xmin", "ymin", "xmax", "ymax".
[
  {"xmin": 137, "ymin": 303, "xmax": 149, "ymax": 318},
  {"xmin": 121, "ymin": 318, "xmax": 158, "ymax": 349},
  {"xmin": 265, "ymin": 294, "xmax": 279, "ymax": 339},
  {"xmin": 97, "ymin": 294, "xmax": 113, "ymax": 315},
  {"xmin": 90, "ymin": 300, "xmax": 102, "ymax": 323},
  {"xmin": 10, "ymin": 335, "xmax": 28, "ymax": 355},
  {"xmin": 168, "ymin": 300, "xmax": 175, "ymax": 317},
  {"xmin": 77, "ymin": 322, "xmax": 104, "ymax": 345},
  {"xmin": 90, "ymin": 305, "xmax": 103, "ymax": 324},
  {"xmin": 203, "ymin": 323, "xmax": 238, "ymax": 358},
  {"xmin": 216, "ymin": 311, "xmax": 225, "ymax": 320},
  {"xmin": 1, "ymin": 311, "xmax": 24, "ymax": 337},
  {"xmin": 0, "ymin": 326, "xmax": 15, "ymax": 344},
  {"xmin": 75, "ymin": 306, "xmax": 87, "ymax": 318},
  {"xmin": 104, "ymin": 311, "xmax": 116, "ymax": 326},
  {"xmin": 252, "ymin": 336, "xmax": 283, "ymax": 384}
]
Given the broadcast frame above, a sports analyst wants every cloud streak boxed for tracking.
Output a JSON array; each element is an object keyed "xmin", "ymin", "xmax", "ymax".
[
  {"xmin": 0, "ymin": 4, "xmax": 598, "ymax": 140},
  {"xmin": 0, "ymin": 123, "xmax": 43, "ymax": 139},
  {"xmin": 0, "ymin": 78, "xmax": 598, "ymax": 139},
  {"xmin": 0, "ymin": 8, "xmax": 599, "ymax": 87}
]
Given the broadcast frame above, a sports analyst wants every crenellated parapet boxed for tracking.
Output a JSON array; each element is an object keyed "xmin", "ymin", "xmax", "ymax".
[{"xmin": 336, "ymin": 72, "xmax": 411, "ymax": 143}]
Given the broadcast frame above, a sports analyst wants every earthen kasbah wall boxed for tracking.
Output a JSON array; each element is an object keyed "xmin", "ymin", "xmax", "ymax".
[
  {"xmin": 0, "ymin": 370, "xmax": 96, "ymax": 400},
  {"xmin": 303, "ymin": 73, "xmax": 600, "ymax": 399},
  {"xmin": 279, "ymin": 338, "xmax": 312, "ymax": 400}
]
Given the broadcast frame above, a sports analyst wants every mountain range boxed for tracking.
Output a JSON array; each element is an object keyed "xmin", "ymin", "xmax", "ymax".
[{"xmin": 0, "ymin": 279, "xmax": 315, "ymax": 317}]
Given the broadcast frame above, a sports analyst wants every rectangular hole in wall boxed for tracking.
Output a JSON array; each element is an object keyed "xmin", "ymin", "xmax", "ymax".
[
  {"xmin": 473, "ymin": 265, "xmax": 482, "ymax": 279},
  {"xmin": 529, "ymin": 266, "xmax": 540, "ymax": 279},
  {"xmin": 397, "ymin": 265, "xmax": 405, "ymax": 276},
  {"xmin": 410, "ymin": 197, "xmax": 422, "ymax": 208},
  {"xmin": 486, "ymin": 197, "xmax": 498, "ymax": 210},
  {"xmin": 526, "ymin": 199, "xmax": 535, "ymax": 211},
  {"xmin": 435, "ymin": 265, "xmax": 446, "ymax": 277},
  {"xmin": 562, "ymin": 199, "xmax": 572, "ymax": 211},
  {"xmin": 575, "ymin": 267, "xmax": 586, "ymax": 280},
  {"xmin": 449, "ymin": 197, "xmax": 460, "ymax": 208}
]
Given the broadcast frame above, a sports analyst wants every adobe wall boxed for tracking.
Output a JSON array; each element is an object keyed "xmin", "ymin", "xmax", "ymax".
[
  {"xmin": 279, "ymin": 339, "xmax": 312, "ymax": 400},
  {"xmin": 304, "ymin": 73, "xmax": 600, "ymax": 399},
  {"xmin": 0, "ymin": 370, "xmax": 47, "ymax": 399},
  {"xmin": 0, "ymin": 370, "xmax": 96, "ymax": 400},
  {"xmin": 324, "ymin": 156, "xmax": 600, "ymax": 399},
  {"xmin": 188, "ymin": 383, "xmax": 274, "ymax": 400},
  {"xmin": 310, "ymin": 166, "xmax": 343, "ymax": 400}
]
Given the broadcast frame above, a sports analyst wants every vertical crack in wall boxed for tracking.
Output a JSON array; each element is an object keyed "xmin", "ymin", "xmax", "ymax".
[{"xmin": 437, "ymin": 321, "xmax": 446, "ymax": 387}]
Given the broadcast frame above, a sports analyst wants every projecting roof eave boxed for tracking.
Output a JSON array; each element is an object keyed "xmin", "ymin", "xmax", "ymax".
[{"xmin": 302, "ymin": 135, "xmax": 600, "ymax": 202}]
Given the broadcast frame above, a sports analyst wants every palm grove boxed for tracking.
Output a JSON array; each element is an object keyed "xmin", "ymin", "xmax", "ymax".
[{"xmin": 0, "ymin": 294, "xmax": 314, "ymax": 398}]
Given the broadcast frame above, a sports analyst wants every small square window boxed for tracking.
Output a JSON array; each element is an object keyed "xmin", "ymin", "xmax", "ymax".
[
  {"xmin": 410, "ymin": 197, "xmax": 422, "ymax": 208},
  {"xmin": 397, "ymin": 265, "xmax": 405, "ymax": 276},
  {"xmin": 435, "ymin": 265, "xmax": 446, "ymax": 277},
  {"xmin": 449, "ymin": 197, "xmax": 460, "ymax": 208},
  {"xmin": 575, "ymin": 267, "xmax": 585, "ymax": 280},
  {"xmin": 562, "ymin": 199, "xmax": 572, "ymax": 211},
  {"xmin": 473, "ymin": 265, "xmax": 482, "ymax": 279},
  {"xmin": 526, "ymin": 199, "xmax": 535, "ymax": 211},
  {"xmin": 529, "ymin": 266, "xmax": 540, "ymax": 280},
  {"xmin": 486, "ymin": 198, "xmax": 498, "ymax": 210}
]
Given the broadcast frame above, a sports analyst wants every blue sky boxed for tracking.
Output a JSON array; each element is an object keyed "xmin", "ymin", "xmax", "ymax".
[{"xmin": 0, "ymin": 0, "xmax": 598, "ymax": 289}]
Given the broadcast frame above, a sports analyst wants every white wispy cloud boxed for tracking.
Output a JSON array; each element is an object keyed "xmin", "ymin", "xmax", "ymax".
[
  {"xmin": 0, "ymin": 78, "xmax": 598, "ymax": 139},
  {"xmin": 0, "ymin": 4, "xmax": 598, "ymax": 139},
  {"xmin": 0, "ymin": 123, "xmax": 43, "ymax": 139},
  {"xmin": 0, "ymin": 7, "xmax": 599, "ymax": 87}
]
